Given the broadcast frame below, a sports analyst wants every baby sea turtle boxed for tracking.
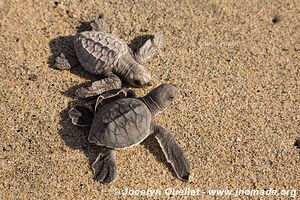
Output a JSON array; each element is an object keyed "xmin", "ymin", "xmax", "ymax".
[
  {"xmin": 69, "ymin": 84, "xmax": 190, "ymax": 183},
  {"xmin": 55, "ymin": 17, "xmax": 163, "ymax": 98}
]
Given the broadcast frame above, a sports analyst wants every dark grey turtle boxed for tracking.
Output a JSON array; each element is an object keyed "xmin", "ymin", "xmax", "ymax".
[
  {"xmin": 69, "ymin": 84, "xmax": 190, "ymax": 183},
  {"xmin": 55, "ymin": 17, "xmax": 163, "ymax": 98}
]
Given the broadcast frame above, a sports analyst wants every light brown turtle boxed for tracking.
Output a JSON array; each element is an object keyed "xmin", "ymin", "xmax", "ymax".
[
  {"xmin": 69, "ymin": 84, "xmax": 190, "ymax": 183},
  {"xmin": 55, "ymin": 17, "xmax": 163, "ymax": 98}
]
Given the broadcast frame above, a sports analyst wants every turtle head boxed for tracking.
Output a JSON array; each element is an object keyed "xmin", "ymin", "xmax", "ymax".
[
  {"xmin": 148, "ymin": 83, "xmax": 176, "ymax": 110},
  {"xmin": 127, "ymin": 64, "xmax": 152, "ymax": 87}
]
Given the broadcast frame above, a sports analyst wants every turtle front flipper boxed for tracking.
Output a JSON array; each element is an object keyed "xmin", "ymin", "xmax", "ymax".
[
  {"xmin": 69, "ymin": 104, "xmax": 94, "ymax": 127},
  {"xmin": 90, "ymin": 17, "xmax": 110, "ymax": 33},
  {"xmin": 92, "ymin": 148, "xmax": 117, "ymax": 184},
  {"xmin": 94, "ymin": 87, "xmax": 136, "ymax": 113},
  {"xmin": 75, "ymin": 73, "xmax": 122, "ymax": 98},
  {"xmin": 152, "ymin": 123, "xmax": 190, "ymax": 181},
  {"xmin": 134, "ymin": 33, "xmax": 164, "ymax": 65}
]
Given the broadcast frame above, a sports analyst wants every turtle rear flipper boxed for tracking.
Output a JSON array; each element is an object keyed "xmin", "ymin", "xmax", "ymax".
[
  {"xmin": 153, "ymin": 123, "xmax": 190, "ymax": 181},
  {"xmin": 69, "ymin": 105, "xmax": 94, "ymax": 127},
  {"xmin": 55, "ymin": 52, "xmax": 79, "ymax": 70},
  {"xmin": 92, "ymin": 148, "xmax": 117, "ymax": 184}
]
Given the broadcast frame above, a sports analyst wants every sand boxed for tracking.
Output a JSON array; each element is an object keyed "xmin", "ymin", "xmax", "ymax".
[{"xmin": 0, "ymin": 0, "xmax": 299, "ymax": 199}]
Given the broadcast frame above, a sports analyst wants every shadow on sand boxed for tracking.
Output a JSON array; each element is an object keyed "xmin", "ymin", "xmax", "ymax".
[{"xmin": 49, "ymin": 18, "xmax": 176, "ymax": 181}]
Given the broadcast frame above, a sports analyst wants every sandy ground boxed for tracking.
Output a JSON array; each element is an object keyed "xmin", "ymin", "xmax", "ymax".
[{"xmin": 0, "ymin": 0, "xmax": 299, "ymax": 199}]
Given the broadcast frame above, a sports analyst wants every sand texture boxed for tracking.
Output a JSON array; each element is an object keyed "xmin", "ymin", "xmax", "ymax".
[{"xmin": 0, "ymin": 0, "xmax": 299, "ymax": 199}]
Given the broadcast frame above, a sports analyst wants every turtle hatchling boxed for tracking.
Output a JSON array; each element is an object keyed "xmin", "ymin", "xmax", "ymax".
[
  {"xmin": 55, "ymin": 17, "xmax": 163, "ymax": 98},
  {"xmin": 69, "ymin": 84, "xmax": 190, "ymax": 183}
]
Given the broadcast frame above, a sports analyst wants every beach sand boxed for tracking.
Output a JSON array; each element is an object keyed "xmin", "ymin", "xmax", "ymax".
[{"xmin": 0, "ymin": 0, "xmax": 299, "ymax": 199}]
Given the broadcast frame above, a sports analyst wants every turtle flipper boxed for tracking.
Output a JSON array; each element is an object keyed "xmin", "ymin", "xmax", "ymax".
[
  {"xmin": 152, "ymin": 123, "xmax": 190, "ymax": 181},
  {"xmin": 75, "ymin": 73, "xmax": 122, "ymax": 98},
  {"xmin": 91, "ymin": 18, "xmax": 110, "ymax": 32},
  {"xmin": 94, "ymin": 87, "xmax": 137, "ymax": 112},
  {"xmin": 69, "ymin": 104, "xmax": 94, "ymax": 127},
  {"xmin": 55, "ymin": 52, "xmax": 79, "ymax": 70},
  {"xmin": 92, "ymin": 148, "xmax": 117, "ymax": 184},
  {"xmin": 134, "ymin": 33, "xmax": 164, "ymax": 65}
]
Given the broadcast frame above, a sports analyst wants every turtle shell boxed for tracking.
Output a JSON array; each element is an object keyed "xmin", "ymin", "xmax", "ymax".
[
  {"xmin": 74, "ymin": 31, "xmax": 128, "ymax": 75},
  {"xmin": 89, "ymin": 98, "xmax": 152, "ymax": 149}
]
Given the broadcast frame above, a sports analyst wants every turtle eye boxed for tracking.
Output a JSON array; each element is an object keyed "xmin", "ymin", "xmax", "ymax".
[{"xmin": 169, "ymin": 95, "xmax": 175, "ymax": 101}]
